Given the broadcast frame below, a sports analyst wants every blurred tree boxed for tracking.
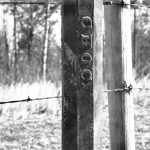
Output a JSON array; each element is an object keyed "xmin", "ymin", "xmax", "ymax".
[
  {"xmin": 13, "ymin": 4, "xmax": 17, "ymax": 82},
  {"xmin": 0, "ymin": 6, "xmax": 10, "ymax": 84},
  {"xmin": 42, "ymin": 4, "xmax": 50, "ymax": 81},
  {"xmin": 132, "ymin": 0, "xmax": 150, "ymax": 79},
  {"xmin": 42, "ymin": 4, "xmax": 59, "ymax": 81}
]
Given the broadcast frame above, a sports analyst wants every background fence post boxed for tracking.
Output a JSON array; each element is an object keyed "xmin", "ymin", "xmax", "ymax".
[
  {"xmin": 104, "ymin": 0, "xmax": 135, "ymax": 150},
  {"xmin": 62, "ymin": 0, "xmax": 96, "ymax": 150}
]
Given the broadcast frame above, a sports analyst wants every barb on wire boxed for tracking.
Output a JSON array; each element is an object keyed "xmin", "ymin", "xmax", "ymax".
[{"xmin": 0, "ymin": 96, "xmax": 62, "ymax": 105}]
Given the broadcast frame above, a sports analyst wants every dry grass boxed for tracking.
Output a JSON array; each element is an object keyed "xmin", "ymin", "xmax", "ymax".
[
  {"xmin": 133, "ymin": 76, "xmax": 150, "ymax": 150},
  {"xmin": 0, "ymin": 81, "xmax": 61, "ymax": 118},
  {"xmin": 0, "ymin": 81, "xmax": 61, "ymax": 150}
]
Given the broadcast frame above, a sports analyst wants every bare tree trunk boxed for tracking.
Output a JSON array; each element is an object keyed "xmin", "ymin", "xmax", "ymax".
[
  {"xmin": 3, "ymin": 29, "xmax": 9, "ymax": 74},
  {"xmin": 132, "ymin": 9, "xmax": 136, "ymax": 68},
  {"xmin": 27, "ymin": 26, "xmax": 33, "ymax": 67},
  {"xmin": 42, "ymin": 4, "xmax": 51, "ymax": 81},
  {"xmin": 13, "ymin": 4, "xmax": 17, "ymax": 82},
  {"xmin": 2, "ymin": 18, "xmax": 9, "ymax": 80},
  {"xmin": 28, "ymin": 6, "xmax": 34, "ymax": 68}
]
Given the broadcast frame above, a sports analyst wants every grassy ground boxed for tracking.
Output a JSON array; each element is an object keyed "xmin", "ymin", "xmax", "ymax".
[
  {"xmin": 134, "ymin": 77, "xmax": 150, "ymax": 150},
  {"xmin": 0, "ymin": 81, "xmax": 61, "ymax": 150},
  {"xmin": 0, "ymin": 78, "xmax": 150, "ymax": 150}
]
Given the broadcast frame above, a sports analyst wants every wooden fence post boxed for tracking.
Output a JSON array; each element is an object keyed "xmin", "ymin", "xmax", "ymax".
[
  {"xmin": 104, "ymin": 0, "xmax": 135, "ymax": 150},
  {"xmin": 61, "ymin": 1, "xmax": 78, "ymax": 149},
  {"xmin": 62, "ymin": 0, "xmax": 96, "ymax": 149}
]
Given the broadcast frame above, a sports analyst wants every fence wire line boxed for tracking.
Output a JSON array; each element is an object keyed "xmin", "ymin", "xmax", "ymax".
[
  {"xmin": 0, "ymin": 96, "xmax": 62, "ymax": 105},
  {"xmin": 0, "ymin": 1, "xmax": 150, "ymax": 9},
  {"xmin": 0, "ymin": 87, "xmax": 149, "ymax": 104},
  {"xmin": 103, "ymin": 2, "xmax": 150, "ymax": 9},
  {"xmin": 82, "ymin": 86, "xmax": 150, "ymax": 93},
  {"xmin": 103, "ymin": 87, "xmax": 150, "ymax": 93}
]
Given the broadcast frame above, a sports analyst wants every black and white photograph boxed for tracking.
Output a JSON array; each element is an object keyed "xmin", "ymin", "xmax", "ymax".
[{"xmin": 0, "ymin": 0, "xmax": 149, "ymax": 150}]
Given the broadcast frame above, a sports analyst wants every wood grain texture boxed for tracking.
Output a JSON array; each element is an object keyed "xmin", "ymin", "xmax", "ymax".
[
  {"xmin": 62, "ymin": 0, "xmax": 94, "ymax": 149},
  {"xmin": 104, "ymin": 0, "xmax": 135, "ymax": 150},
  {"xmin": 62, "ymin": 1, "xmax": 78, "ymax": 149}
]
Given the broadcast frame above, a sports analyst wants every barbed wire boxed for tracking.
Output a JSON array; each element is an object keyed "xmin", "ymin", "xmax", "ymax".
[
  {"xmin": 83, "ymin": 81, "xmax": 150, "ymax": 93},
  {"xmin": 0, "ymin": 96, "xmax": 62, "ymax": 105},
  {"xmin": 0, "ymin": 1, "xmax": 149, "ymax": 9},
  {"xmin": 0, "ymin": 86, "xmax": 150, "ymax": 104},
  {"xmin": 103, "ymin": 1, "xmax": 150, "ymax": 9},
  {"xmin": 102, "ymin": 81, "xmax": 150, "ymax": 93}
]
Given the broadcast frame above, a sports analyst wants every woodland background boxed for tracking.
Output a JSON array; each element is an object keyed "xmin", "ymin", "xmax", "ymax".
[
  {"xmin": 0, "ymin": 2, "xmax": 61, "ymax": 85},
  {"xmin": 132, "ymin": 0, "xmax": 150, "ymax": 79}
]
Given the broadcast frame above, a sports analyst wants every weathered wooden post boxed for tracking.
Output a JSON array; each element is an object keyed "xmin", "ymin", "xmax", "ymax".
[
  {"xmin": 104, "ymin": 0, "xmax": 135, "ymax": 150},
  {"xmin": 62, "ymin": 0, "xmax": 94, "ymax": 149},
  {"xmin": 62, "ymin": 0, "xmax": 103, "ymax": 149}
]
